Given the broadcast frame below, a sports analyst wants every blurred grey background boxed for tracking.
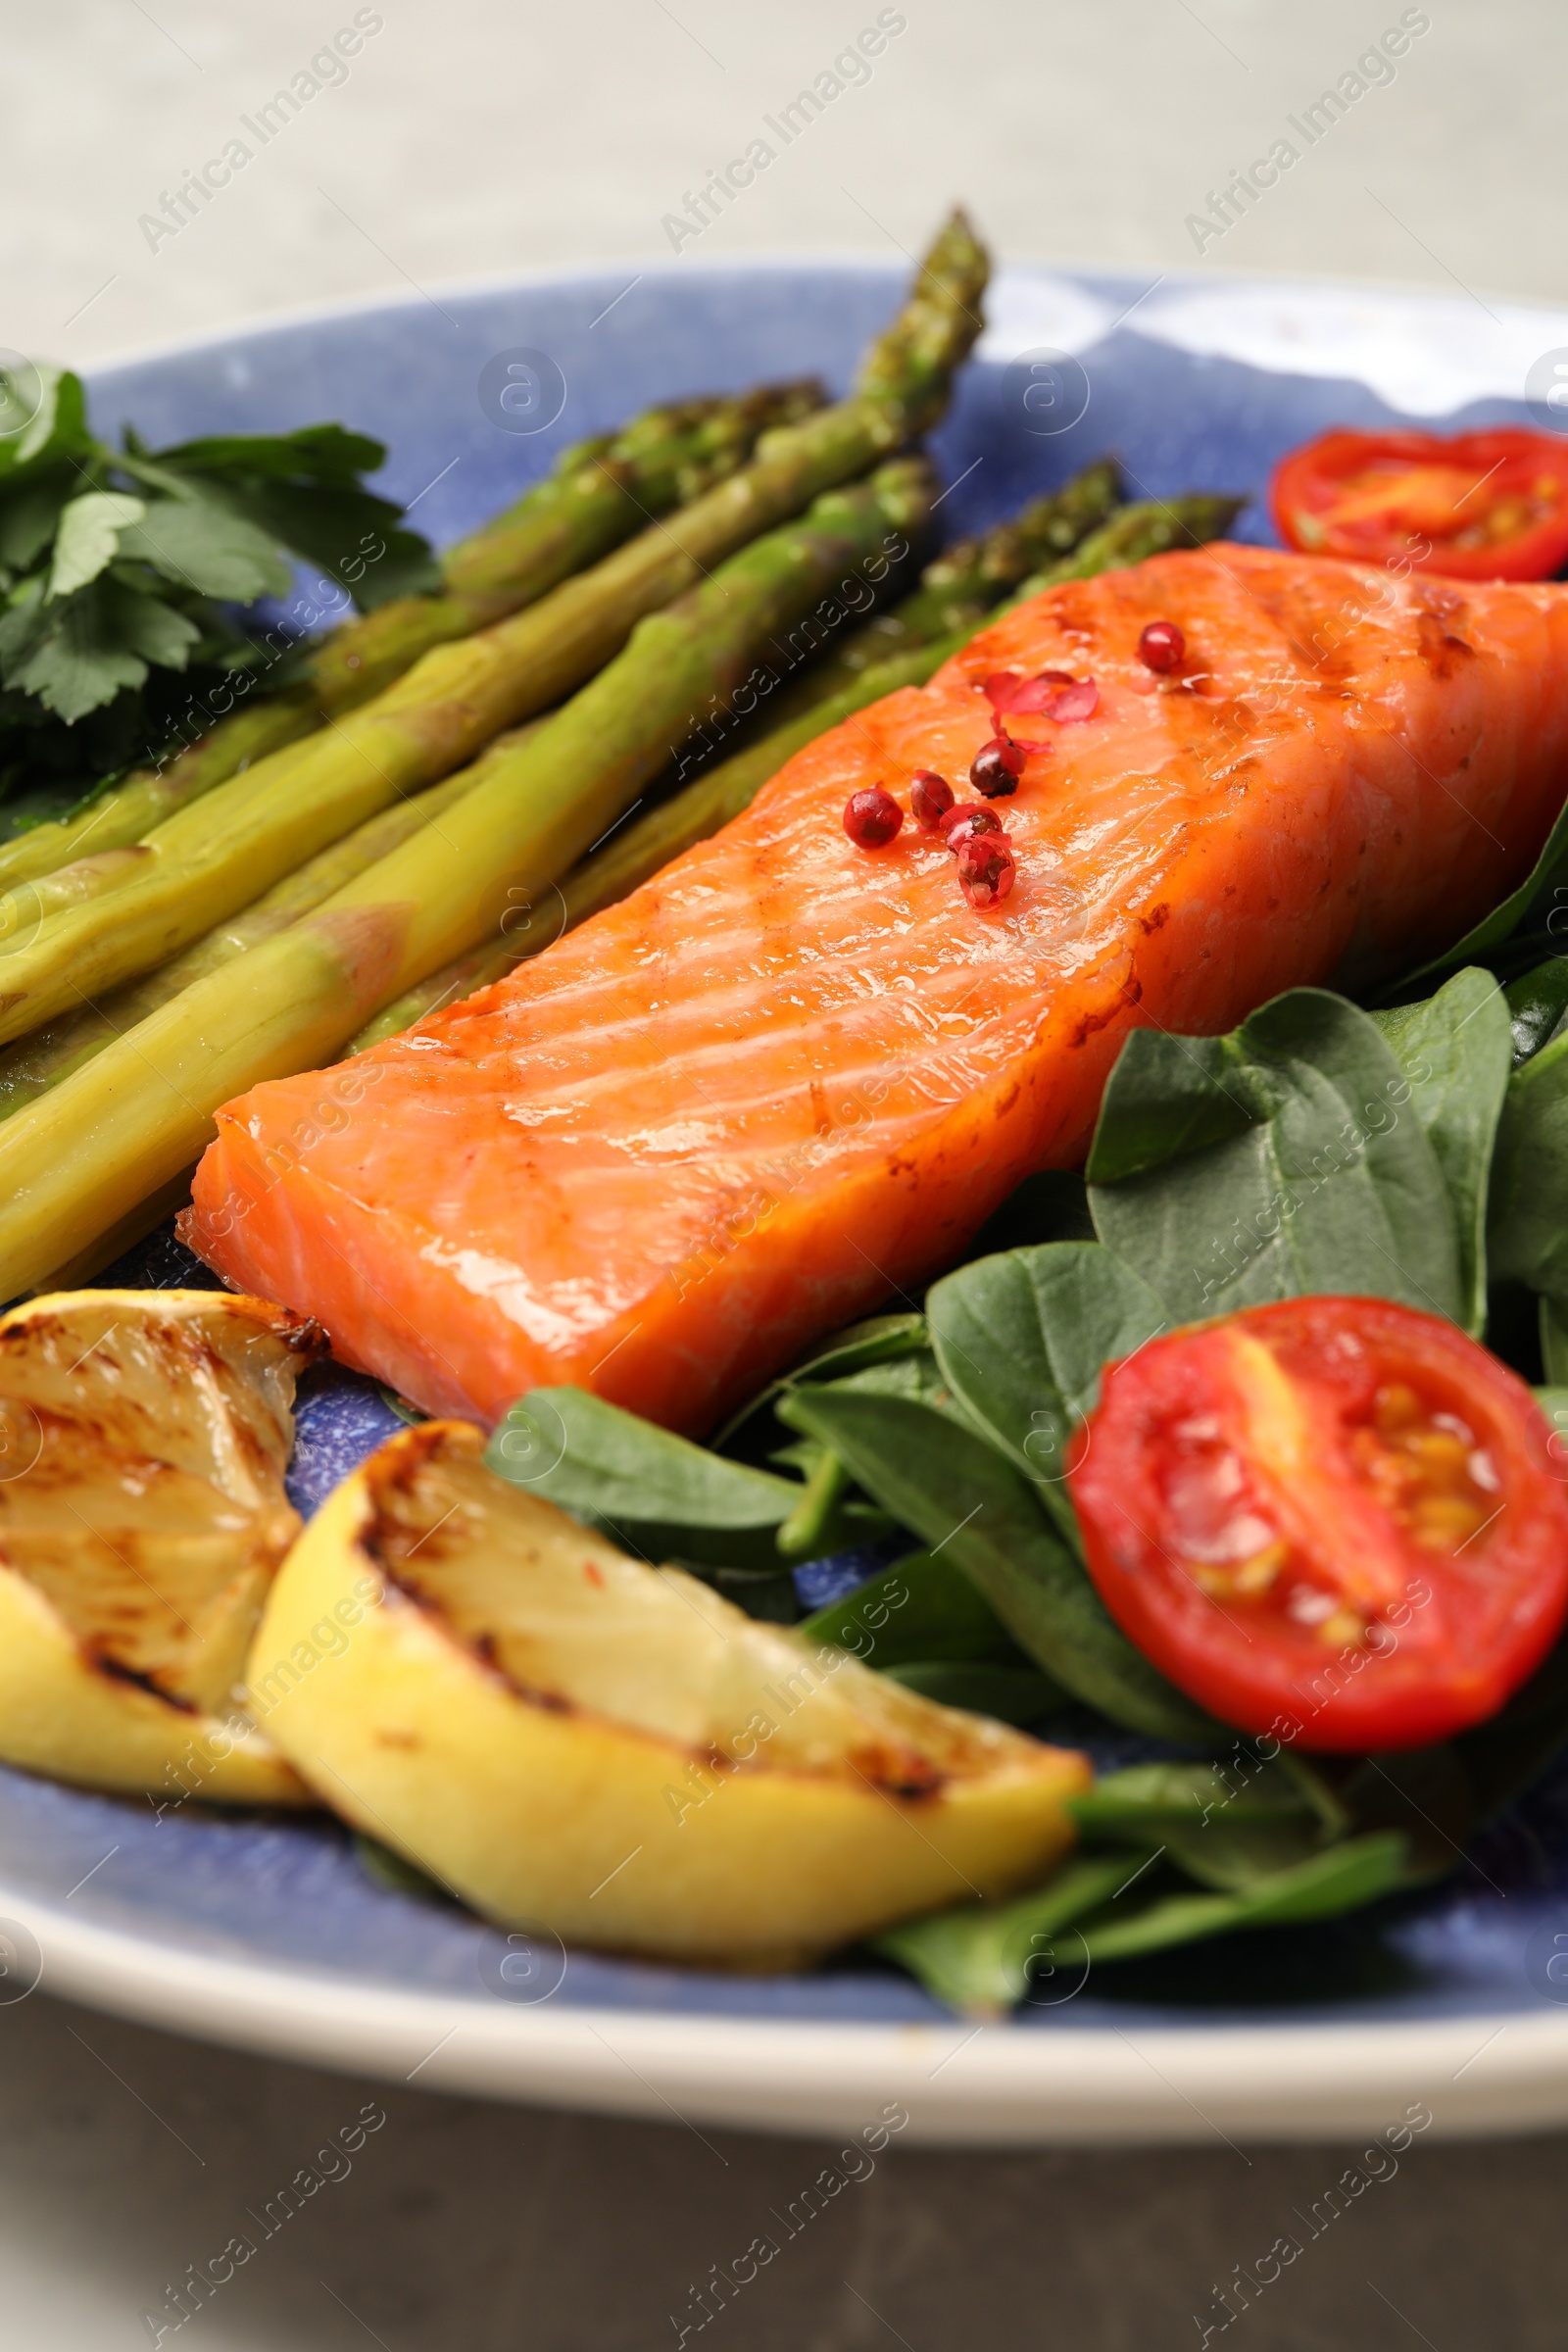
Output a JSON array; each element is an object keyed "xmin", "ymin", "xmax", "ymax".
[
  {"xmin": 10, "ymin": 0, "xmax": 1568, "ymax": 367},
  {"xmin": 5, "ymin": 1, "xmax": 1568, "ymax": 2345}
]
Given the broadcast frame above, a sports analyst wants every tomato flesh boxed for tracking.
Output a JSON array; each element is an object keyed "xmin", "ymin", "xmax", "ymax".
[
  {"xmin": 1271, "ymin": 427, "xmax": 1568, "ymax": 581},
  {"xmin": 1067, "ymin": 1297, "xmax": 1568, "ymax": 1751}
]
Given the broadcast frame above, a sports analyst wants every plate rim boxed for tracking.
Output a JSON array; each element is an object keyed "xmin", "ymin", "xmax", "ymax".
[
  {"xmin": 14, "ymin": 1880, "xmax": 1567, "ymax": 2147},
  {"xmin": 77, "ymin": 249, "xmax": 1568, "ymax": 386}
]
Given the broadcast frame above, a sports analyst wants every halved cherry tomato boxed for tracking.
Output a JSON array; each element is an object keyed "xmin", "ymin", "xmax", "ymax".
[
  {"xmin": 1272, "ymin": 427, "xmax": 1568, "ymax": 580},
  {"xmin": 1066, "ymin": 1297, "xmax": 1568, "ymax": 1751}
]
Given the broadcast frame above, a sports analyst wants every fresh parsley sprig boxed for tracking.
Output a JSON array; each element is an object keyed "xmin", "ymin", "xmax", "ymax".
[{"xmin": 0, "ymin": 360, "xmax": 436, "ymax": 815}]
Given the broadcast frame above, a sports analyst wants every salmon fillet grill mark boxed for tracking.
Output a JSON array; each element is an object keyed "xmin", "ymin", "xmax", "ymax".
[{"xmin": 188, "ymin": 546, "xmax": 1568, "ymax": 1434}]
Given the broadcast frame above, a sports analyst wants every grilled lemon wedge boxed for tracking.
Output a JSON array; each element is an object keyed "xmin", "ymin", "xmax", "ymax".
[
  {"xmin": 0, "ymin": 1289, "xmax": 324, "ymax": 1806},
  {"xmin": 250, "ymin": 1419, "xmax": 1090, "ymax": 1967}
]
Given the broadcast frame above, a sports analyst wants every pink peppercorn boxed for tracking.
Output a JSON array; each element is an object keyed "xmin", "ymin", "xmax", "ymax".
[
  {"xmin": 1139, "ymin": 620, "xmax": 1185, "ymax": 673},
  {"xmin": 843, "ymin": 787, "xmax": 904, "ymax": 848},
  {"xmin": 910, "ymin": 768, "xmax": 956, "ymax": 830},
  {"xmin": 956, "ymin": 835, "xmax": 1016, "ymax": 909},
  {"xmin": 970, "ymin": 736, "xmax": 1026, "ymax": 797},
  {"xmin": 940, "ymin": 802, "xmax": 1006, "ymax": 853}
]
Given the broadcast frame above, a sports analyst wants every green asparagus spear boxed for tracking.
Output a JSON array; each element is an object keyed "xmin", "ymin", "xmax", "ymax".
[
  {"xmin": 1024, "ymin": 493, "xmax": 1245, "ymax": 590},
  {"xmin": 0, "ymin": 214, "xmax": 987, "ymax": 1049},
  {"xmin": 351, "ymin": 489, "xmax": 1244, "ymax": 1047},
  {"xmin": 765, "ymin": 457, "xmax": 1121, "ymax": 722},
  {"xmin": 0, "ymin": 463, "xmax": 939, "ymax": 1295},
  {"xmin": 0, "ymin": 725, "xmax": 544, "ymax": 1121},
  {"xmin": 0, "ymin": 381, "xmax": 823, "ymax": 894},
  {"xmin": 307, "ymin": 380, "xmax": 825, "ymax": 715}
]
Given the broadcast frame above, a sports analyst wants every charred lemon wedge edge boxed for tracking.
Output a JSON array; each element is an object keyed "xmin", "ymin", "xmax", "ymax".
[
  {"xmin": 0, "ymin": 1289, "xmax": 323, "ymax": 1807},
  {"xmin": 249, "ymin": 1420, "xmax": 1090, "ymax": 1968}
]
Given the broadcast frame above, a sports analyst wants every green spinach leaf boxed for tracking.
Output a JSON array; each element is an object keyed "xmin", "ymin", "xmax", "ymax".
[
  {"xmin": 1074, "ymin": 1834, "xmax": 1408, "ymax": 1964},
  {"xmin": 801, "ymin": 1547, "xmax": 1027, "ymax": 1670},
  {"xmin": 1069, "ymin": 1757, "xmax": 1337, "ymax": 1890},
  {"xmin": 1369, "ymin": 967, "xmax": 1510, "ymax": 1333},
  {"xmin": 1504, "ymin": 956, "xmax": 1568, "ymax": 1068},
  {"xmin": 1068, "ymin": 1757, "xmax": 1315, "ymax": 1834},
  {"xmin": 927, "ymin": 1241, "xmax": 1165, "ymax": 1536},
  {"xmin": 779, "ymin": 1387, "xmax": 1217, "ymax": 1742},
  {"xmin": 712, "ymin": 1312, "xmax": 928, "ymax": 1453},
  {"xmin": 876, "ymin": 1835, "xmax": 1406, "ymax": 2011},
  {"xmin": 883, "ymin": 1660, "xmax": 1065, "ymax": 1724},
  {"xmin": 1086, "ymin": 989, "xmax": 1466, "ymax": 1328},
  {"xmin": 873, "ymin": 1851, "xmax": 1138, "ymax": 2014},
  {"xmin": 487, "ymin": 1386, "xmax": 801, "ymax": 1569},
  {"xmin": 1488, "ymin": 1029, "xmax": 1568, "ymax": 1298}
]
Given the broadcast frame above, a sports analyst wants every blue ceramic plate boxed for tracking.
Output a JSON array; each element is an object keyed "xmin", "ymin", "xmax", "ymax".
[{"xmin": 8, "ymin": 260, "xmax": 1568, "ymax": 2145}]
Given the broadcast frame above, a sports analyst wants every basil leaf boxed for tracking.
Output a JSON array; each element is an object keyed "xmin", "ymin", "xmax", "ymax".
[
  {"xmin": 883, "ymin": 1661, "xmax": 1065, "ymax": 1725},
  {"xmin": 1369, "ymin": 967, "xmax": 1510, "ymax": 1334},
  {"xmin": 1162, "ymin": 1818, "xmax": 1331, "ymax": 1891},
  {"xmin": 1075, "ymin": 1834, "xmax": 1407, "ymax": 1964},
  {"xmin": 801, "ymin": 1547, "xmax": 1026, "ymax": 1670},
  {"xmin": 487, "ymin": 1386, "xmax": 800, "ymax": 1569},
  {"xmin": 118, "ymin": 496, "xmax": 293, "ymax": 602},
  {"xmin": 872, "ymin": 1851, "xmax": 1139, "ymax": 2014},
  {"xmin": 1488, "ymin": 1029, "xmax": 1568, "ymax": 1297},
  {"xmin": 927, "ymin": 1241, "xmax": 1165, "ymax": 1535},
  {"xmin": 779, "ymin": 1388, "xmax": 1218, "ymax": 1743},
  {"xmin": 1087, "ymin": 989, "xmax": 1466, "ymax": 1329}
]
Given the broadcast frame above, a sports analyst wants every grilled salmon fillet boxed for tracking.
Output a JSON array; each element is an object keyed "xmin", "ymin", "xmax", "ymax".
[{"xmin": 188, "ymin": 546, "xmax": 1568, "ymax": 1433}]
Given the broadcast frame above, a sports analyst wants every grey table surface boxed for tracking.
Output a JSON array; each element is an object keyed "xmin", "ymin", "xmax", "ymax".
[{"xmin": 4, "ymin": 1, "xmax": 1568, "ymax": 2343}]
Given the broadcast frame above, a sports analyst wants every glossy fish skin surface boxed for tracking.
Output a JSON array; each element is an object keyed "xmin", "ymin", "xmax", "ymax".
[{"xmin": 189, "ymin": 547, "xmax": 1568, "ymax": 1435}]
